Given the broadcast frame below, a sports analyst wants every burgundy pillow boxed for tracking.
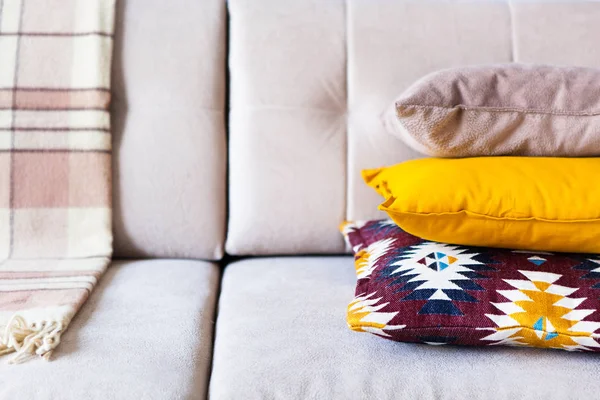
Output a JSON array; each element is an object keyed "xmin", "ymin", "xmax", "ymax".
[{"xmin": 342, "ymin": 220, "xmax": 600, "ymax": 351}]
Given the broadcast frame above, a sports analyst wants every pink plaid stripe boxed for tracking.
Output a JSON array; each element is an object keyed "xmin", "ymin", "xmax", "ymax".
[{"xmin": 0, "ymin": 0, "xmax": 114, "ymax": 363}]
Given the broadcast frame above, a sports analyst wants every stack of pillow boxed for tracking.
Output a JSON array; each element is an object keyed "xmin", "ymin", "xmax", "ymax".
[{"xmin": 341, "ymin": 64, "xmax": 600, "ymax": 352}]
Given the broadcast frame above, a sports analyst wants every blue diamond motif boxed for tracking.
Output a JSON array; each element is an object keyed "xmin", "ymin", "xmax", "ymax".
[{"xmin": 528, "ymin": 256, "xmax": 546, "ymax": 266}]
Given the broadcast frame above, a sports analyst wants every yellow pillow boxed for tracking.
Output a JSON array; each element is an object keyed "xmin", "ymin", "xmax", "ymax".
[{"xmin": 363, "ymin": 157, "xmax": 600, "ymax": 253}]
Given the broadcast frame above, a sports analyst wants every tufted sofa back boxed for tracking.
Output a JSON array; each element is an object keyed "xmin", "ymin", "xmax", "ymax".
[
  {"xmin": 226, "ymin": 0, "xmax": 600, "ymax": 256},
  {"xmin": 110, "ymin": 0, "xmax": 600, "ymax": 259},
  {"xmin": 111, "ymin": 0, "xmax": 227, "ymax": 260}
]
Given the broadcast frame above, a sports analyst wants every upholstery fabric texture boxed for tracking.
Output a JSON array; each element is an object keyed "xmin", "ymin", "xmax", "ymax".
[
  {"xmin": 0, "ymin": 260, "xmax": 220, "ymax": 400},
  {"xmin": 385, "ymin": 64, "xmax": 600, "ymax": 157},
  {"xmin": 347, "ymin": 0, "xmax": 514, "ymax": 223},
  {"xmin": 227, "ymin": 0, "xmax": 600, "ymax": 248},
  {"xmin": 342, "ymin": 220, "xmax": 600, "ymax": 351},
  {"xmin": 210, "ymin": 257, "xmax": 600, "ymax": 400},
  {"xmin": 111, "ymin": 0, "xmax": 226, "ymax": 260},
  {"xmin": 226, "ymin": 0, "xmax": 347, "ymax": 255},
  {"xmin": 0, "ymin": 0, "xmax": 114, "ymax": 362},
  {"xmin": 364, "ymin": 157, "xmax": 600, "ymax": 253}
]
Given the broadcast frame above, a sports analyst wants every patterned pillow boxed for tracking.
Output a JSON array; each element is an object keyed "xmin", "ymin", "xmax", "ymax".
[{"xmin": 341, "ymin": 220, "xmax": 600, "ymax": 351}]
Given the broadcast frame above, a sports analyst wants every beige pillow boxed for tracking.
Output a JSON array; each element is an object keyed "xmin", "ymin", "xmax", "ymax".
[{"xmin": 385, "ymin": 64, "xmax": 600, "ymax": 157}]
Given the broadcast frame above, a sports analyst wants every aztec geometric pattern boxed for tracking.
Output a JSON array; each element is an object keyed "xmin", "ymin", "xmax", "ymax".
[
  {"xmin": 383, "ymin": 242, "xmax": 496, "ymax": 316},
  {"xmin": 574, "ymin": 258, "xmax": 600, "ymax": 289},
  {"xmin": 341, "ymin": 220, "xmax": 600, "ymax": 352},
  {"xmin": 347, "ymin": 292, "xmax": 406, "ymax": 337},
  {"xmin": 481, "ymin": 270, "xmax": 600, "ymax": 350}
]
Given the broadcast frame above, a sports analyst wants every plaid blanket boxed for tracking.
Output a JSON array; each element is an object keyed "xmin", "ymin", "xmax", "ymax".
[{"xmin": 0, "ymin": 1, "xmax": 114, "ymax": 363}]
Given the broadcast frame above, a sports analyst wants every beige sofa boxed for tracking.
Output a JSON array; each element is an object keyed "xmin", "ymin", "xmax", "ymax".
[{"xmin": 3, "ymin": 0, "xmax": 600, "ymax": 399}]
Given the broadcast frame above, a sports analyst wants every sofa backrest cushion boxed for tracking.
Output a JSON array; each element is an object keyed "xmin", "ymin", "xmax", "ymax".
[
  {"xmin": 112, "ymin": 0, "xmax": 226, "ymax": 260},
  {"xmin": 226, "ymin": 0, "xmax": 600, "ymax": 256}
]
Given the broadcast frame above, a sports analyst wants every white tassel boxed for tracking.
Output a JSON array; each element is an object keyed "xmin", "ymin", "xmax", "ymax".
[{"xmin": 0, "ymin": 314, "xmax": 64, "ymax": 364}]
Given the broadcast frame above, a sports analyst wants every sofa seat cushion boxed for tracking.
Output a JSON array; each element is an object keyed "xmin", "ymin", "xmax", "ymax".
[
  {"xmin": 0, "ymin": 260, "xmax": 220, "ymax": 400},
  {"xmin": 210, "ymin": 257, "xmax": 600, "ymax": 400}
]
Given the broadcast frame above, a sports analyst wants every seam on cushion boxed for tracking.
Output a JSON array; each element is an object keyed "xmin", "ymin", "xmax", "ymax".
[
  {"xmin": 507, "ymin": 0, "xmax": 517, "ymax": 62},
  {"xmin": 347, "ymin": 226, "xmax": 390, "ymax": 324},
  {"xmin": 343, "ymin": 0, "xmax": 348, "ymax": 245},
  {"xmin": 342, "ymin": 222, "xmax": 371, "ymax": 252},
  {"xmin": 382, "ymin": 208, "xmax": 600, "ymax": 223},
  {"xmin": 349, "ymin": 322, "xmax": 597, "ymax": 339},
  {"xmin": 234, "ymin": 105, "xmax": 345, "ymax": 113},
  {"xmin": 352, "ymin": 228, "xmax": 370, "ymax": 277},
  {"xmin": 396, "ymin": 103, "xmax": 600, "ymax": 117},
  {"xmin": 391, "ymin": 106, "xmax": 433, "ymax": 155},
  {"xmin": 340, "ymin": 222, "xmax": 362, "ymax": 251},
  {"xmin": 341, "ymin": 223, "xmax": 373, "ymax": 281},
  {"xmin": 350, "ymin": 226, "xmax": 373, "ymax": 291},
  {"xmin": 354, "ymin": 225, "xmax": 368, "ymax": 249}
]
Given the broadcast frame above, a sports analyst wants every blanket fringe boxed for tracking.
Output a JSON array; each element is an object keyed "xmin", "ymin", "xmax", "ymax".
[{"xmin": 0, "ymin": 314, "xmax": 64, "ymax": 364}]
